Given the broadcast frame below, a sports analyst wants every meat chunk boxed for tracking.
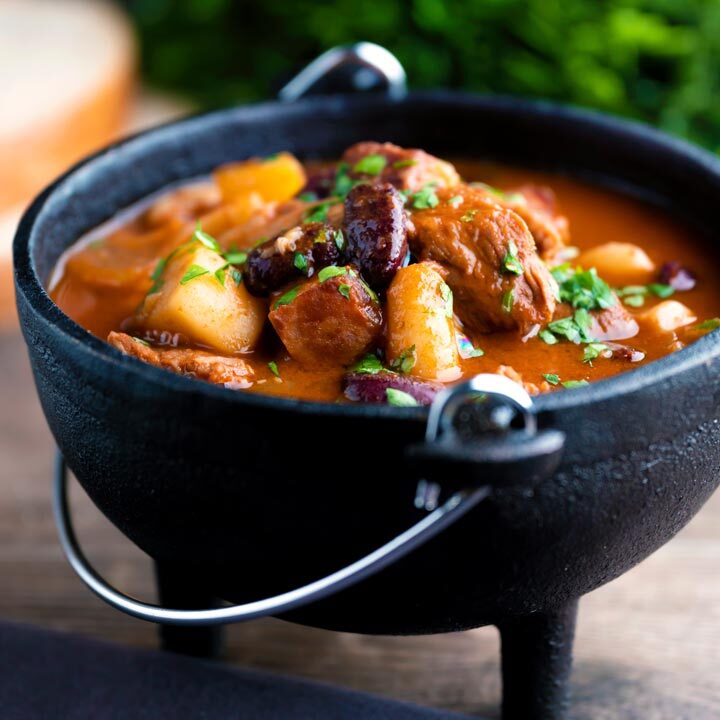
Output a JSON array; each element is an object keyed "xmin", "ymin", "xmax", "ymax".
[
  {"xmin": 589, "ymin": 302, "xmax": 639, "ymax": 341},
  {"xmin": 343, "ymin": 183, "xmax": 408, "ymax": 289},
  {"xmin": 244, "ymin": 222, "xmax": 342, "ymax": 296},
  {"xmin": 342, "ymin": 141, "xmax": 460, "ymax": 192},
  {"xmin": 504, "ymin": 185, "xmax": 569, "ymax": 259},
  {"xmin": 108, "ymin": 332, "xmax": 254, "ymax": 388},
  {"xmin": 269, "ymin": 267, "xmax": 382, "ymax": 367},
  {"xmin": 409, "ymin": 186, "xmax": 557, "ymax": 335}
]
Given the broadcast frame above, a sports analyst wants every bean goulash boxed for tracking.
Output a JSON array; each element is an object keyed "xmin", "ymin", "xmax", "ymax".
[{"xmin": 50, "ymin": 142, "xmax": 720, "ymax": 406}]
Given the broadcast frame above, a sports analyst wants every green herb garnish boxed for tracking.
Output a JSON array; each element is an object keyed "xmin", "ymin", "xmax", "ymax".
[
  {"xmin": 332, "ymin": 162, "xmax": 354, "ymax": 197},
  {"xmin": 410, "ymin": 184, "xmax": 439, "ymax": 209},
  {"xmin": 543, "ymin": 373, "xmax": 560, "ymax": 385},
  {"xmin": 268, "ymin": 360, "xmax": 280, "ymax": 377},
  {"xmin": 552, "ymin": 266, "xmax": 615, "ymax": 311},
  {"xmin": 350, "ymin": 354, "xmax": 385, "ymax": 374},
  {"xmin": 648, "ymin": 283, "xmax": 675, "ymax": 298},
  {"xmin": 318, "ymin": 265, "xmax": 348, "ymax": 283},
  {"xmin": 502, "ymin": 288, "xmax": 514, "ymax": 313},
  {"xmin": 333, "ymin": 229, "xmax": 345, "ymax": 252},
  {"xmin": 460, "ymin": 210, "xmax": 477, "ymax": 222},
  {"xmin": 539, "ymin": 329, "xmax": 558, "ymax": 345},
  {"xmin": 696, "ymin": 317, "xmax": 720, "ymax": 331},
  {"xmin": 390, "ymin": 345, "xmax": 416, "ymax": 374},
  {"xmin": 623, "ymin": 294, "xmax": 645, "ymax": 307},
  {"xmin": 562, "ymin": 379, "xmax": 589, "ymax": 389},
  {"xmin": 132, "ymin": 337, "xmax": 150, "ymax": 347},
  {"xmin": 180, "ymin": 264, "xmax": 210, "ymax": 285},
  {"xmin": 338, "ymin": 283, "xmax": 351, "ymax": 299},
  {"xmin": 386, "ymin": 388, "xmax": 419, "ymax": 407},
  {"xmin": 502, "ymin": 239, "xmax": 523, "ymax": 275},
  {"xmin": 224, "ymin": 251, "xmax": 248, "ymax": 265},
  {"xmin": 583, "ymin": 342, "xmax": 609, "ymax": 363},
  {"xmin": 392, "ymin": 158, "xmax": 418, "ymax": 169},
  {"xmin": 304, "ymin": 201, "xmax": 334, "ymax": 223},
  {"xmin": 193, "ymin": 222, "xmax": 222, "ymax": 252},
  {"xmin": 298, "ymin": 191, "xmax": 318, "ymax": 202},
  {"xmin": 293, "ymin": 252, "xmax": 308, "ymax": 273},
  {"xmin": 273, "ymin": 285, "xmax": 301, "ymax": 309},
  {"xmin": 353, "ymin": 154, "xmax": 387, "ymax": 175},
  {"xmin": 231, "ymin": 268, "xmax": 243, "ymax": 285},
  {"xmin": 448, "ymin": 195, "xmax": 463, "ymax": 207},
  {"xmin": 214, "ymin": 264, "xmax": 228, "ymax": 287}
]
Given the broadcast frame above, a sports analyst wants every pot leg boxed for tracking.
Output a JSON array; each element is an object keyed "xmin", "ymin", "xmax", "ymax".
[
  {"xmin": 154, "ymin": 562, "xmax": 224, "ymax": 659},
  {"xmin": 497, "ymin": 599, "xmax": 578, "ymax": 720}
]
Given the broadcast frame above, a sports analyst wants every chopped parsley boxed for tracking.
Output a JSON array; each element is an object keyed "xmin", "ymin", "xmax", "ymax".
[
  {"xmin": 273, "ymin": 285, "xmax": 301, "ymax": 310},
  {"xmin": 304, "ymin": 201, "xmax": 334, "ymax": 223},
  {"xmin": 539, "ymin": 329, "xmax": 558, "ymax": 345},
  {"xmin": 542, "ymin": 373, "xmax": 560, "ymax": 385},
  {"xmin": 409, "ymin": 184, "xmax": 439, "ymax": 209},
  {"xmin": 193, "ymin": 222, "xmax": 221, "ymax": 253},
  {"xmin": 502, "ymin": 288, "xmax": 514, "ymax": 313},
  {"xmin": 132, "ymin": 336, "xmax": 150, "ymax": 347},
  {"xmin": 231, "ymin": 268, "xmax": 243, "ymax": 285},
  {"xmin": 502, "ymin": 239, "xmax": 524, "ymax": 275},
  {"xmin": 224, "ymin": 251, "xmax": 248, "ymax": 265},
  {"xmin": 180, "ymin": 264, "xmax": 210, "ymax": 285},
  {"xmin": 214, "ymin": 265, "xmax": 228, "ymax": 287},
  {"xmin": 333, "ymin": 229, "xmax": 345, "ymax": 252},
  {"xmin": 338, "ymin": 283, "xmax": 351, "ymax": 299},
  {"xmin": 392, "ymin": 158, "xmax": 418, "ymax": 169},
  {"xmin": 350, "ymin": 354, "xmax": 385, "ymax": 374},
  {"xmin": 298, "ymin": 191, "xmax": 318, "ymax": 202},
  {"xmin": 318, "ymin": 265, "xmax": 348, "ymax": 283},
  {"xmin": 332, "ymin": 162, "xmax": 354, "ymax": 197},
  {"xmin": 353, "ymin": 154, "xmax": 387, "ymax": 175},
  {"xmin": 439, "ymin": 281, "xmax": 454, "ymax": 318},
  {"xmin": 623, "ymin": 294, "xmax": 645, "ymax": 307},
  {"xmin": 552, "ymin": 265, "xmax": 615, "ymax": 311},
  {"xmin": 696, "ymin": 317, "xmax": 720, "ymax": 331},
  {"xmin": 448, "ymin": 195, "xmax": 463, "ymax": 207},
  {"xmin": 583, "ymin": 342, "xmax": 610, "ymax": 363},
  {"xmin": 293, "ymin": 252, "xmax": 308, "ymax": 273},
  {"xmin": 562, "ymin": 379, "xmax": 589, "ymax": 389},
  {"xmin": 268, "ymin": 360, "xmax": 280, "ymax": 377},
  {"xmin": 390, "ymin": 345, "xmax": 416, "ymax": 374},
  {"xmin": 386, "ymin": 388, "xmax": 419, "ymax": 407},
  {"xmin": 648, "ymin": 283, "xmax": 675, "ymax": 298},
  {"xmin": 149, "ymin": 257, "xmax": 167, "ymax": 293}
]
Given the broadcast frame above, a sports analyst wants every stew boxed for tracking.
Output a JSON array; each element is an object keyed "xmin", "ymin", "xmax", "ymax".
[{"xmin": 50, "ymin": 142, "xmax": 720, "ymax": 405}]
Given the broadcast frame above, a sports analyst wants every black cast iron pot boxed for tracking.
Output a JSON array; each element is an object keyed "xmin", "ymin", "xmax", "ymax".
[{"xmin": 13, "ymin": 49, "xmax": 720, "ymax": 720}]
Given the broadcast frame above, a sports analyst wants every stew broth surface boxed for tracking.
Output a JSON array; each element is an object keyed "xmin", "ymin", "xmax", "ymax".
[{"xmin": 50, "ymin": 152, "xmax": 720, "ymax": 404}]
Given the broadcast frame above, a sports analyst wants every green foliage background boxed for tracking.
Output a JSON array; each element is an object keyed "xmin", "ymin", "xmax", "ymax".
[{"xmin": 126, "ymin": 0, "xmax": 720, "ymax": 152}]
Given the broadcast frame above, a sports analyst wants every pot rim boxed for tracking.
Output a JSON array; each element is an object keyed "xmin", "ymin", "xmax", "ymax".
[{"xmin": 13, "ymin": 89, "xmax": 720, "ymax": 420}]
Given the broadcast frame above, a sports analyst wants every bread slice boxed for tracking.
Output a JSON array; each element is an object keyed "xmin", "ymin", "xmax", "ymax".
[{"xmin": 0, "ymin": 0, "xmax": 136, "ymax": 214}]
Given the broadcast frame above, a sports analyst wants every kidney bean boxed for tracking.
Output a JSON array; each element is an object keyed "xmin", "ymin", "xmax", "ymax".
[
  {"xmin": 342, "ymin": 371, "xmax": 441, "ymax": 406},
  {"xmin": 343, "ymin": 183, "xmax": 408, "ymax": 290},
  {"xmin": 658, "ymin": 261, "xmax": 696, "ymax": 291},
  {"xmin": 244, "ymin": 222, "xmax": 342, "ymax": 296}
]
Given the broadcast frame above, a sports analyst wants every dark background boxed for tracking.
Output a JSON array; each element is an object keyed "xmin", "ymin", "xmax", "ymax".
[{"xmin": 123, "ymin": 0, "xmax": 720, "ymax": 152}]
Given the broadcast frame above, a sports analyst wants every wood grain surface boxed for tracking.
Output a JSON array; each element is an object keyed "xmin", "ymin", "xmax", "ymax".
[{"xmin": 1, "ymin": 327, "xmax": 718, "ymax": 719}]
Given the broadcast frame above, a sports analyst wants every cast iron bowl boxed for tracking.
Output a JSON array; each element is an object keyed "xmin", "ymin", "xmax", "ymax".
[{"xmin": 13, "ymin": 92, "xmax": 720, "ymax": 637}]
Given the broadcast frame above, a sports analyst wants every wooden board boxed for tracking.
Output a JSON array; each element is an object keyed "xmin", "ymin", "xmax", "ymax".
[{"xmin": 1, "ymin": 328, "xmax": 718, "ymax": 718}]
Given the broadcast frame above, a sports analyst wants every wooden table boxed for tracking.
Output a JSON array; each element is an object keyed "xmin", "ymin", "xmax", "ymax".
[{"xmin": 1, "ymin": 325, "xmax": 718, "ymax": 719}]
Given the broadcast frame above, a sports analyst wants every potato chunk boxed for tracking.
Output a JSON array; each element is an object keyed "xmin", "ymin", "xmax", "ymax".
[
  {"xmin": 135, "ymin": 244, "xmax": 266, "ymax": 354},
  {"xmin": 269, "ymin": 267, "xmax": 382, "ymax": 367},
  {"xmin": 386, "ymin": 263, "xmax": 461, "ymax": 382},
  {"xmin": 577, "ymin": 242, "xmax": 655, "ymax": 285},
  {"xmin": 214, "ymin": 152, "xmax": 306, "ymax": 204},
  {"xmin": 638, "ymin": 300, "xmax": 697, "ymax": 333}
]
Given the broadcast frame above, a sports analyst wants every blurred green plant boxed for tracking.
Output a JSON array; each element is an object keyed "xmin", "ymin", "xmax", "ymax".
[{"xmin": 126, "ymin": 0, "xmax": 720, "ymax": 152}]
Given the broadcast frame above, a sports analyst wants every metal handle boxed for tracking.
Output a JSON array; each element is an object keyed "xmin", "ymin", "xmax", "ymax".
[
  {"xmin": 53, "ymin": 375, "xmax": 558, "ymax": 626},
  {"xmin": 278, "ymin": 42, "xmax": 407, "ymax": 102},
  {"xmin": 54, "ymin": 454, "xmax": 489, "ymax": 626}
]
